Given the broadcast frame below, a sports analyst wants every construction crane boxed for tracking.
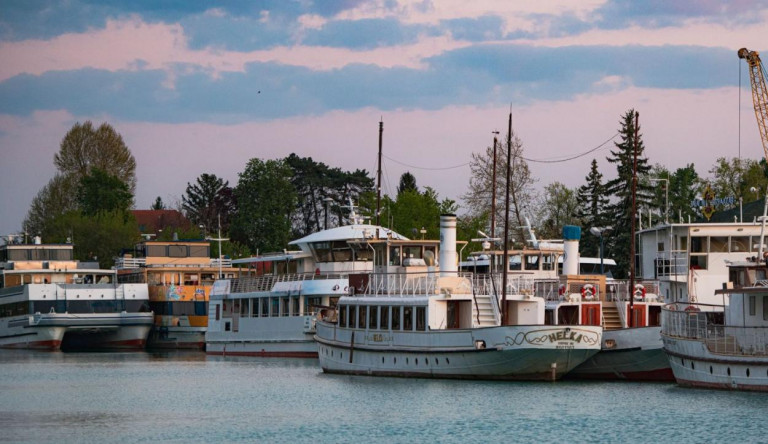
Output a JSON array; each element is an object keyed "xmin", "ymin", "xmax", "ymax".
[{"xmin": 738, "ymin": 48, "xmax": 768, "ymax": 160}]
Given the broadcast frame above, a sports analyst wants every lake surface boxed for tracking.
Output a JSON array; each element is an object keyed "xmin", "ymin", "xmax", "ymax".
[{"xmin": 1, "ymin": 350, "xmax": 766, "ymax": 443}]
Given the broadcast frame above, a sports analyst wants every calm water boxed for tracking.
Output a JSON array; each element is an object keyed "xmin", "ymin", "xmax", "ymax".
[{"xmin": 1, "ymin": 350, "xmax": 766, "ymax": 444}]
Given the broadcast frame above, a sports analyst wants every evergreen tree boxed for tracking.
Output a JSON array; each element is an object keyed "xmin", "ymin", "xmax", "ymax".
[
  {"xmin": 397, "ymin": 172, "xmax": 418, "ymax": 196},
  {"xmin": 575, "ymin": 159, "xmax": 609, "ymax": 257},
  {"xmin": 151, "ymin": 196, "xmax": 165, "ymax": 210},
  {"xmin": 604, "ymin": 109, "xmax": 654, "ymax": 278},
  {"xmin": 182, "ymin": 174, "xmax": 234, "ymax": 234}
]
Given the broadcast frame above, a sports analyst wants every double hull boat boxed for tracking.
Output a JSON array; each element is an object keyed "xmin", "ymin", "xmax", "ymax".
[
  {"xmin": 661, "ymin": 256, "xmax": 768, "ymax": 391},
  {"xmin": 0, "ymin": 240, "xmax": 152, "ymax": 350},
  {"xmin": 314, "ymin": 215, "xmax": 602, "ymax": 380}
]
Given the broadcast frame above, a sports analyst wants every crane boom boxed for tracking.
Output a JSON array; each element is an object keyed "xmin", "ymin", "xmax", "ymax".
[{"xmin": 739, "ymin": 48, "xmax": 768, "ymax": 161}]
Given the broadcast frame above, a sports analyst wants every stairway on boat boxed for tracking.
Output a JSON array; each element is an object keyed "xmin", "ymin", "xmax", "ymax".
[
  {"xmin": 602, "ymin": 302, "xmax": 623, "ymax": 330},
  {"xmin": 472, "ymin": 292, "xmax": 498, "ymax": 327}
]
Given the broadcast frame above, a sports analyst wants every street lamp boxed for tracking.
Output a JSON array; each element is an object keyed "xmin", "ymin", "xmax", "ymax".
[
  {"xmin": 589, "ymin": 226, "xmax": 612, "ymax": 275},
  {"xmin": 649, "ymin": 178, "xmax": 669, "ymax": 224}
]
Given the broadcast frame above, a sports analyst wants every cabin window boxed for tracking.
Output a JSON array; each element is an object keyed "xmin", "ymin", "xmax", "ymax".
[
  {"xmin": 380, "ymin": 306, "xmax": 389, "ymax": 330},
  {"xmin": 168, "ymin": 245, "xmax": 187, "ymax": 258},
  {"xmin": 524, "ymin": 255, "xmax": 540, "ymax": 271},
  {"xmin": 404, "ymin": 306, "xmax": 413, "ymax": 330},
  {"xmin": 252, "ymin": 299, "xmax": 260, "ymax": 317},
  {"xmin": 709, "ymin": 237, "xmax": 728, "ymax": 253},
  {"xmin": 261, "ymin": 298, "xmax": 269, "ymax": 317},
  {"xmin": 416, "ymin": 307, "xmax": 426, "ymax": 331},
  {"xmin": 390, "ymin": 247, "xmax": 401, "ymax": 265},
  {"xmin": 292, "ymin": 297, "xmax": 300, "ymax": 316},
  {"xmin": 356, "ymin": 247, "xmax": 373, "ymax": 262},
  {"xmin": 215, "ymin": 304, "xmax": 220, "ymax": 320},
  {"xmin": 509, "ymin": 254, "xmax": 521, "ymax": 271},
  {"xmin": 339, "ymin": 305, "xmax": 347, "ymax": 327},
  {"xmin": 349, "ymin": 306, "xmax": 358, "ymax": 328},
  {"xmin": 392, "ymin": 306, "xmax": 401, "ymax": 330},
  {"xmin": 369, "ymin": 306, "xmax": 378, "ymax": 330},
  {"xmin": 764, "ymin": 296, "xmax": 768, "ymax": 321},
  {"xmin": 689, "ymin": 255, "xmax": 707, "ymax": 270},
  {"xmin": 33, "ymin": 301, "xmax": 56, "ymax": 314},
  {"xmin": 731, "ymin": 236, "xmax": 750, "ymax": 252},
  {"xmin": 542, "ymin": 254, "xmax": 555, "ymax": 271},
  {"xmin": 306, "ymin": 297, "xmax": 322, "ymax": 315},
  {"xmin": 281, "ymin": 297, "xmax": 290, "ymax": 316},
  {"xmin": 358, "ymin": 306, "xmax": 367, "ymax": 329},
  {"xmin": 657, "ymin": 242, "xmax": 664, "ymax": 252},
  {"xmin": 271, "ymin": 297, "xmax": 280, "ymax": 317},
  {"xmin": 690, "ymin": 236, "xmax": 707, "ymax": 253},
  {"xmin": 189, "ymin": 245, "xmax": 209, "ymax": 257},
  {"xmin": 749, "ymin": 296, "xmax": 756, "ymax": 316},
  {"xmin": 240, "ymin": 299, "xmax": 249, "ymax": 317}
]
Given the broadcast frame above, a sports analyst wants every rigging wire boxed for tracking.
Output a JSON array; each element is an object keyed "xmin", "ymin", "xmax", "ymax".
[{"xmin": 383, "ymin": 155, "xmax": 470, "ymax": 170}]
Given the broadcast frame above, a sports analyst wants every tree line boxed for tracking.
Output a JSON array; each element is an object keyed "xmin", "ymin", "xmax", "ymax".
[{"xmin": 20, "ymin": 112, "xmax": 768, "ymax": 276}]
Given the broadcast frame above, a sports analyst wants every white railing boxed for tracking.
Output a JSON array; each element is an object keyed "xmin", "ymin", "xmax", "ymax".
[
  {"xmin": 227, "ymin": 273, "xmax": 347, "ymax": 294},
  {"xmin": 662, "ymin": 303, "xmax": 768, "ymax": 356},
  {"xmin": 114, "ymin": 257, "xmax": 146, "ymax": 268},
  {"xmin": 113, "ymin": 257, "xmax": 232, "ymax": 269}
]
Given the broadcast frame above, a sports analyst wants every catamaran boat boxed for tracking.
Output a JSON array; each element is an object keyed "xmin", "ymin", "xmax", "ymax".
[
  {"xmin": 661, "ymin": 256, "xmax": 768, "ymax": 391},
  {"xmin": 0, "ymin": 238, "xmax": 153, "ymax": 350},
  {"xmin": 205, "ymin": 208, "xmax": 412, "ymax": 357},
  {"xmin": 313, "ymin": 215, "xmax": 602, "ymax": 380},
  {"xmin": 115, "ymin": 240, "xmax": 239, "ymax": 349}
]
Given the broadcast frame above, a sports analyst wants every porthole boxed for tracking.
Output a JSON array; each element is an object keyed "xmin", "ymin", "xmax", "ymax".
[
  {"xmin": 710, "ymin": 366, "xmax": 713, "ymax": 374},
  {"xmin": 747, "ymin": 368, "xmax": 750, "ymax": 377},
  {"xmin": 727, "ymin": 367, "xmax": 731, "ymax": 376}
]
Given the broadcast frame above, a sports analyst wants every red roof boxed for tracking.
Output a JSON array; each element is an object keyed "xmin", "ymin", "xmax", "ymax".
[{"xmin": 132, "ymin": 210, "xmax": 191, "ymax": 233}]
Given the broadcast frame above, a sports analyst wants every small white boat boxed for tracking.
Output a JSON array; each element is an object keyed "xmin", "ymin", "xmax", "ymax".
[
  {"xmin": 661, "ymin": 256, "xmax": 768, "ymax": 391},
  {"xmin": 0, "ymin": 238, "xmax": 153, "ymax": 350},
  {"xmin": 314, "ymin": 215, "xmax": 602, "ymax": 380}
]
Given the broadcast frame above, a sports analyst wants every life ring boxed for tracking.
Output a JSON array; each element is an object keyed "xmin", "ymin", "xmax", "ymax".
[
  {"xmin": 558, "ymin": 284, "xmax": 566, "ymax": 296},
  {"xmin": 634, "ymin": 284, "xmax": 646, "ymax": 300},
  {"xmin": 581, "ymin": 284, "xmax": 595, "ymax": 300}
]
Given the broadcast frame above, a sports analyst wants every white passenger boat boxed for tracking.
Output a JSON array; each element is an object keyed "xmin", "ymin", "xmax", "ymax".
[
  {"xmin": 0, "ymin": 239, "xmax": 153, "ymax": 350},
  {"xmin": 314, "ymin": 215, "xmax": 602, "ymax": 380},
  {"xmin": 205, "ymin": 207, "xmax": 411, "ymax": 357},
  {"xmin": 661, "ymin": 257, "xmax": 768, "ymax": 391}
]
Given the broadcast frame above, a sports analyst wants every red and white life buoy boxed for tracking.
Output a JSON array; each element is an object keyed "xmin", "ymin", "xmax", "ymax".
[
  {"xmin": 634, "ymin": 284, "xmax": 646, "ymax": 300},
  {"xmin": 581, "ymin": 284, "xmax": 595, "ymax": 300},
  {"xmin": 558, "ymin": 284, "xmax": 566, "ymax": 297}
]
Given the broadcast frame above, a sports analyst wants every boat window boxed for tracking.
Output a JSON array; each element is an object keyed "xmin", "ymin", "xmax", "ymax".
[
  {"xmin": 183, "ymin": 273, "xmax": 199, "ymax": 285},
  {"xmin": 292, "ymin": 297, "xmax": 300, "ymax": 316},
  {"xmin": 416, "ymin": 307, "xmax": 426, "ymax": 331},
  {"xmin": 271, "ymin": 297, "xmax": 279, "ymax": 317},
  {"xmin": 281, "ymin": 297, "xmax": 290, "ymax": 316},
  {"xmin": 355, "ymin": 247, "xmax": 373, "ymax": 262},
  {"xmin": 764, "ymin": 296, "xmax": 768, "ymax": 321},
  {"xmin": 189, "ymin": 244, "xmax": 209, "ymax": 257},
  {"xmin": 657, "ymin": 242, "xmax": 664, "ymax": 252},
  {"xmin": 358, "ymin": 305, "xmax": 367, "ymax": 329},
  {"xmin": 369, "ymin": 306, "xmax": 378, "ymax": 330},
  {"xmin": 690, "ymin": 236, "xmax": 707, "ymax": 253},
  {"xmin": 390, "ymin": 247, "xmax": 401, "ymax": 265},
  {"xmin": 542, "ymin": 254, "xmax": 555, "ymax": 271},
  {"xmin": 33, "ymin": 301, "xmax": 56, "ymax": 314},
  {"xmin": 678, "ymin": 236, "xmax": 688, "ymax": 251},
  {"xmin": 261, "ymin": 298, "xmax": 269, "ymax": 317},
  {"xmin": 524, "ymin": 254, "xmax": 540, "ymax": 271},
  {"xmin": 349, "ymin": 306, "xmax": 358, "ymax": 328},
  {"xmin": 240, "ymin": 299, "xmax": 249, "ymax": 317},
  {"xmin": 709, "ymin": 237, "xmax": 728, "ymax": 253},
  {"xmin": 311, "ymin": 242, "xmax": 332, "ymax": 262},
  {"xmin": 0, "ymin": 301, "xmax": 28, "ymax": 317},
  {"xmin": 251, "ymin": 299, "xmax": 259, "ymax": 317},
  {"xmin": 339, "ymin": 305, "xmax": 347, "ymax": 328},
  {"xmin": 404, "ymin": 306, "xmax": 413, "ymax": 330},
  {"xmin": 195, "ymin": 301, "xmax": 206, "ymax": 316},
  {"xmin": 392, "ymin": 306, "xmax": 401, "ymax": 330},
  {"xmin": 509, "ymin": 254, "xmax": 521, "ymax": 271},
  {"xmin": 731, "ymin": 236, "xmax": 750, "ymax": 252},
  {"xmin": 216, "ymin": 304, "xmax": 220, "ymax": 321},
  {"xmin": 689, "ymin": 255, "xmax": 707, "ymax": 270},
  {"xmin": 405, "ymin": 246, "xmax": 423, "ymax": 260},
  {"xmin": 380, "ymin": 306, "xmax": 389, "ymax": 330},
  {"xmin": 168, "ymin": 245, "xmax": 188, "ymax": 258},
  {"xmin": 750, "ymin": 295, "xmax": 756, "ymax": 316}
]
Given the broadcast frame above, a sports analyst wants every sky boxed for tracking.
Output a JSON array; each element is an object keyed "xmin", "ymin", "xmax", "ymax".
[{"xmin": 1, "ymin": 0, "xmax": 767, "ymax": 237}]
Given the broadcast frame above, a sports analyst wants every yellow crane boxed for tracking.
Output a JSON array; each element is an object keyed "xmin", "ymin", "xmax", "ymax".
[{"xmin": 739, "ymin": 48, "xmax": 768, "ymax": 159}]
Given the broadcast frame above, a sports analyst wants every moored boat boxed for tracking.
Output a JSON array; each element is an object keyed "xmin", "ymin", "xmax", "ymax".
[
  {"xmin": 314, "ymin": 215, "xmax": 602, "ymax": 380},
  {"xmin": 0, "ymin": 238, "xmax": 152, "ymax": 350}
]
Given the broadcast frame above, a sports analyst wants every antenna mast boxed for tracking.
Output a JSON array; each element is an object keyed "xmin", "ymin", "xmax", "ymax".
[{"xmin": 376, "ymin": 120, "xmax": 383, "ymax": 227}]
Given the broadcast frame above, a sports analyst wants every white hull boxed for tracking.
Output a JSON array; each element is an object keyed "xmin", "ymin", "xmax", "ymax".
[
  {"xmin": 662, "ymin": 334, "xmax": 768, "ymax": 391},
  {"xmin": 315, "ymin": 322, "xmax": 602, "ymax": 380},
  {"xmin": 0, "ymin": 315, "xmax": 66, "ymax": 350}
]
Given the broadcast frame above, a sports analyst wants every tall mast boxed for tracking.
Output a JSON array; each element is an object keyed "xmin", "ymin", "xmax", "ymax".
[
  {"xmin": 376, "ymin": 120, "xmax": 383, "ymax": 227},
  {"xmin": 629, "ymin": 111, "xmax": 639, "ymax": 327},
  {"xmin": 491, "ymin": 131, "xmax": 499, "ymax": 273},
  {"xmin": 501, "ymin": 113, "xmax": 512, "ymax": 326}
]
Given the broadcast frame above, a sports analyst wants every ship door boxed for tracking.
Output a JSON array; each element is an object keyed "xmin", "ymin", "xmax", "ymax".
[
  {"xmin": 629, "ymin": 304, "xmax": 646, "ymax": 327},
  {"xmin": 581, "ymin": 304, "xmax": 601, "ymax": 326},
  {"xmin": 447, "ymin": 301, "xmax": 460, "ymax": 329}
]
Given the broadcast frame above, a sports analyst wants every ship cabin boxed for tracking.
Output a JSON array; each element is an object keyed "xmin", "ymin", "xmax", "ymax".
[{"xmin": 1, "ymin": 241, "xmax": 114, "ymax": 289}]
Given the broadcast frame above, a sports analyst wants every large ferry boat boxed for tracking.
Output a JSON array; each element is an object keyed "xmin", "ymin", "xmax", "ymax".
[
  {"xmin": 661, "ymin": 256, "xmax": 768, "ymax": 391},
  {"xmin": 205, "ymin": 208, "xmax": 410, "ymax": 357},
  {"xmin": 313, "ymin": 215, "xmax": 603, "ymax": 380},
  {"xmin": 115, "ymin": 239, "xmax": 238, "ymax": 349},
  {"xmin": 0, "ymin": 238, "xmax": 153, "ymax": 350}
]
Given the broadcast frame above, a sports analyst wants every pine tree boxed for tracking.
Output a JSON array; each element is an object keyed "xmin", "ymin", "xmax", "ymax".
[
  {"xmin": 604, "ymin": 109, "xmax": 654, "ymax": 278},
  {"xmin": 575, "ymin": 159, "xmax": 609, "ymax": 257}
]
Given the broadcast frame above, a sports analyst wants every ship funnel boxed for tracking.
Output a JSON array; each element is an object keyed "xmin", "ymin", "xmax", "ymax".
[
  {"xmin": 34, "ymin": 236, "xmax": 41, "ymax": 245},
  {"xmin": 562, "ymin": 226, "xmax": 581, "ymax": 276},
  {"xmin": 439, "ymin": 214, "xmax": 457, "ymax": 276}
]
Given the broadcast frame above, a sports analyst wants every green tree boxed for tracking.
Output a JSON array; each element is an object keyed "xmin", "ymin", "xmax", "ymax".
[
  {"xmin": 667, "ymin": 164, "xmax": 701, "ymax": 222},
  {"xmin": 77, "ymin": 168, "xmax": 133, "ymax": 216},
  {"xmin": 397, "ymin": 172, "xmax": 418, "ymax": 196},
  {"xmin": 575, "ymin": 159, "xmax": 609, "ymax": 257},
  {"xmin": 535, "ymin": 182, "xmax": 580, "ymax": 242},
  {"xmin": 230, "ymin": 158, "xmax": 297, "ymax": 253},
  {"xmin": 182, "ymin": 173, "xmax": 234, "ymax": 234},
  {"xmin": 708, "ymin": 157, "xmax": 768, "ymax": 210},
  {"xmin": 604, "ymin": 109, "xmax": 654, "ymax": 278},
  {"xmin": 23, "ymin": 174, "xmax": 78, "ymax": 235},
  {"xmin": 151, "ymin": 196, "xmax": 165, "ymax": 210}
]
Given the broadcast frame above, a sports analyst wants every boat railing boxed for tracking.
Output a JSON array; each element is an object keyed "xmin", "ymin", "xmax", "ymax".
[
  {"xmin": 114, "ymin": 257, "xmax": 232, "ymax": 269},
  {"xmin": 662, "ymin": 302, "xmax": 768, "ymax": 356},
  {"xmin": 227, "ymin": 273, "xmax": 347, "ymax": 294},
  {"xmin": 653, "ymin": 251, "xmax": 688, "ymax": 277}
]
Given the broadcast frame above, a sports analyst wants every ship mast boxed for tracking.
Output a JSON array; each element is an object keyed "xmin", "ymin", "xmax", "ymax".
[
  {"xmin": 629, "ymin": 111, "xmax": 639, "ymax": 327},
  {"xmin": 376, "ymin": 120, "xmax": 383, "ymax": 227},
  {"xmin": 501, "ymin": 113, "xmax": 512, "ymax": 326}
]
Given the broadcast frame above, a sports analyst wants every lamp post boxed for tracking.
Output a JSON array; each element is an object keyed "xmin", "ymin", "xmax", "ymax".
[
  {"xmin": 649, "ymin": 178, "xmax": 669, "ymax": 224},
  {"xmin": 589, "ymin": 226, "xmax": 612, "ymax": 275}
]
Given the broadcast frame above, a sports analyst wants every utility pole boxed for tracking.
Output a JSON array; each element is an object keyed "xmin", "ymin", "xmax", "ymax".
[
  {"xmin": 501, "ymin": 114, "xmax": 512, "ymax": 326},
  {"xmin": 376, "ymin": 120, "xmax": 383, "ymax": 227},
  {"xmin": 491, "ymin": 131, "xmax": 499, "ymax": 274}
]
